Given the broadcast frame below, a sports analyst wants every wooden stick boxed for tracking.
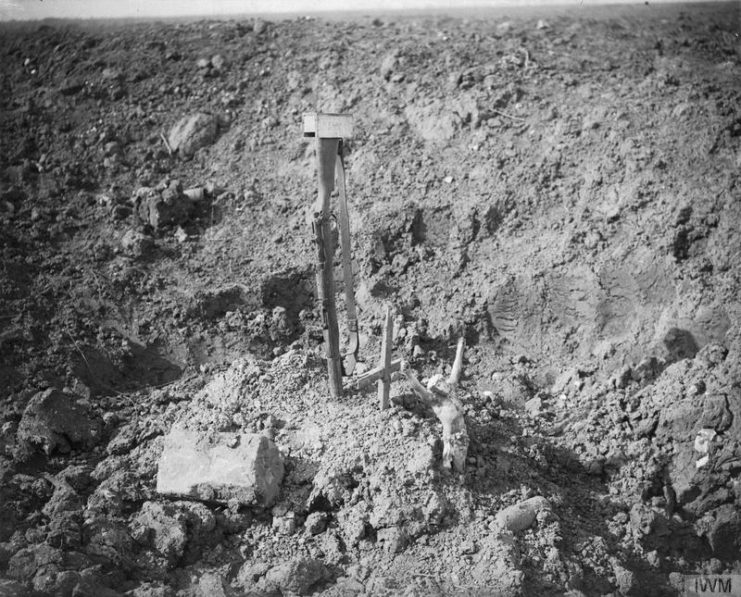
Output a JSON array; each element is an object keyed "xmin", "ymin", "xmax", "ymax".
[
  {"xmin": 160, "ymin": 132, "xmax": 173, "ymax": 156},
  {"xmin": 378, "ymin": 307, "xmax": 393, "ymax": 409},
  {"xmin": 350, "ymin": 359, "xmax": 402, "ymax": 390},
  {"xmin": 448, "ymin": 337, "xmax": 465, "ymax": 386},
  {"xmin": 491, "ymin": 109, "xmax": 525, "ymax": 122},
  {"xmin": 314, "ymin": 138, "xmax": 343, "ymax": 397}
]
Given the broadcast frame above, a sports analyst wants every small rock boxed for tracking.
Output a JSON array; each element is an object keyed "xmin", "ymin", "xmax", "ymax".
[
  {"xmin": 102, "ymin": 67, "xmax": 123, "ymax": 81},
  {"xmin": 610, "ymin": 365, "xmax": 633, "ymax": 389},
  {"xmin": 524, "ymin": 396, "xmax": 542, "ymax": 417},
  {"xmin": 125, "ymin": 581, "xmax": 175, "ymax": 597},
  {"xmin": 272, "ymin": 511, "xmax": 297, "ymax": 535},
  {"xmin": 700, "ymin": 394, "xmax": 734, "ymax": 433},
  {"xmin": 304, "ymin": 512, "xmax": 328, "ymax": 535},
  {"xmin": 15, "ymin": 389, "xmax": 103, "ymax": 459},
  {"xmin": 707, "ymin": 504, "xmax": 741, "ymax": 561},
  {"xmin": 174, "ymin": 226, "xmax": 188, "ymax": 243},
  {"xmin": 121, "ymin": 229, "xmax": 154, "ymax": 257},
  {"xmin": 104, "ymin": 141, "xmax": 121, "ymax": 156},
  {"xmin": 611, "ymin": 562, "xmax": 634, "ymax": 595},
  {"xmin": 156, "ymin": 425, "xmax": 284, "ymax": 507},
  {"xmin": 629, "ymin": 503, "xmax": 657, "ymax": 537},
  {"xmin": 253, "ymin": 18, "xmax": 267, "ymax": 35},
  {"xmin": 668, "ymin": 572, "xmax": 684, "ymax": 592},
  {"xmin": 583, "ymin": 230, "xmax": 601, "ymax": 250},
  {"xmin": 167, "ymin": 113, "xmax": 221, "ymax": 158},
  {"xmin": 632, "ymin": 356, "xmax": 662, "ymax": 382},
  {"xmin": 263, "ymin": 558, "xmax": 328, "ymax": 596},
  {"xmin": 196, "ymin": 57, "xmax": 210, "ymax": 69},
  {"xmin": 646, "ymin": 550, "xmax": 661, "ymax": 568},
  {"xmin": 536, "ymin": 19, "xmax": 549, "ymax": 29},
  {"xmin": 496, "ymin": 21, "xmax": 512, "ymax": 34},
  {"xmin": 133, "ymin": 182, "xmax": 196, "ymax": 230},
  {"xmin": 7, "ymin": 544, "xmax": 63, "ymax": 583},
  {"xmin": 690, "ymin": 380, "xmax": 706, "ymax": 396},
  {"xmin": 695, "ymin": 344, "xmax": 728, "ymax": 368},
  {"xmin": 335, "ymin": 576, "xmax": 365, "ymax": 595},
  {"xmin": 131, "ymin": 501, "xmax": 187, "ymax": 565},
  {"xmin": 211, "ymin": 54, "xmax": 226, "ymax": 70},
  {"xmin": 379, "ymin": 51, "xmax": 398, "ymax": 80},
  {"xmin": 337, "ymin": 505, "xmax": 367, "ymax": 545},
  {"xmin": 459, "ymin": 538, "xmax": 478, "ymax": 555},
  {"xmin": 42, "ymin": 482, "xmax": 82, "ymax": 518},
  {"xmin": 236, "ymin": 562, "xmax": 271, "ymax": 593},
  {"xmin": 694, "ymin": 428, "xmax": 717, "ymax": 455},
  {"xmin": 551, "ymin": 368, "xmax": 578, "ymax": 396},
  {"xmin": 423, "ymin": 491, "xmax": 449, "ymax": 527},
  {"xmin": 604, "ymin": 204, "xmax": 620, "ymax": 222},
  {"xmin": 192, "ymin": 572, "xmax": 230, "ymax": 597},
  {"xmin": 494, "ymin": 496, "xmax": 550, "ymax": 533},
  {"xmin": 377, "ymin": 526, "xmax": 409, "ymax": 554},
  {"xmin": 0, "ymin": 580, "xmax": 28, "ymax": 597}
]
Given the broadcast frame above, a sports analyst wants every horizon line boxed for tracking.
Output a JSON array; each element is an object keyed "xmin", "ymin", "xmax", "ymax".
[{"xmin": 0, "ymin": 0, "xmax": 731, "ymax": 23}]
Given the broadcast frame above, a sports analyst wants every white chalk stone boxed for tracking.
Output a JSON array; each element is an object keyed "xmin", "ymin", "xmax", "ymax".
[{"xmin": 156, "ymin": 426, "xmax": 284, "ymax": 507}]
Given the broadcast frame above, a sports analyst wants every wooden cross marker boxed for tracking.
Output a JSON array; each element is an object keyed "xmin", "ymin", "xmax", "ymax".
[{"xmin": 346, "ymin": 306, "xmax": 400, "ymax": 408}]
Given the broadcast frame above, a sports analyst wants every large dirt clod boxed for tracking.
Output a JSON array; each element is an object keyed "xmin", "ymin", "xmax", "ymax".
[
  {"xmin": 133, "ymin": 180, "xmax": 198, "ymax": 230},
  {"xmin": 15, "ymin": 389, "xmax": 103, "ymax": 459},
  {"xmin": 130, "ymin": 501, "xmax": 188, "ymax": 566},
  {"xmin": 263, "ymin": 557, "xmax": 329, "ymax": 596}
]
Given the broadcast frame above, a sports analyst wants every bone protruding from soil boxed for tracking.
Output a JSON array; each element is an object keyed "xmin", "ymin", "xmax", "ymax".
[{"xmin": 401, "ymin": 337, "xmax": 469, "ymax": 473}]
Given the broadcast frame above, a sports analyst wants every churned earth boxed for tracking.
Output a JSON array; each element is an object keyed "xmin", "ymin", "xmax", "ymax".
[{"xmin": 1, "ymin": 2, "xmax": 740, "ymax": 595}]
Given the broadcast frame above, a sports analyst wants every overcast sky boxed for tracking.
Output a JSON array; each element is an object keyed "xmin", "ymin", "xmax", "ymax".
[{"xmin": 0, "ymin": 0, "xmax": 718, "ymax": 21}]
